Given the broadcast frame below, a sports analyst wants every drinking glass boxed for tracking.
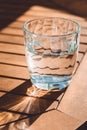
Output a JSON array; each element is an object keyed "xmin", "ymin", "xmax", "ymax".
[{"xmin": 23, "ymin": 17, "xmax": 81, "ymax": 90}]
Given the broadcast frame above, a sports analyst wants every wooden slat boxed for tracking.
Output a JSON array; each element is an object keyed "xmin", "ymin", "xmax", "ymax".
[
  {"xmin": 0, "ymin": 77, "xmax": 25, "ymax": 91},
  {"xmin": 81, "ymin": 28, "xmax": 87, "ymax": 36},
  {"xmin": 0, "ymin": 43, "xmax": 25, "ymax": 54},
  {"xmin": 0, "ymin": 53, "xmax": 26, "ymax": 66},
  {"xmin": 79, "ymin": 21, "xmax": 87, "ymax": 29},
  {"xmin": 0, "ymin": 64, "xmax": 29, "ymax": 80},
  {"xmin": 80, "ymin": 36, "xmax": 87, "ymax": 44},
  {"xmin": 79, "ymin": 43, "xmax": 87, "ymax": 53},
  {"xmin": 58, "ymin": 53, "xmax": 87, "ymax": 121},
  {"xmin": 1, "ymin": 28, "xmax": 23, "ymax": 36},
  {"xmin": 0, "ymin": 34, "xmax": 23, "ymax": 44},
  {"xmin": 6, "ymin": 21, "xmax": 23, "ymax": 29},
  {"xmin": 77, "ymin": 53, "xmax": 84, "ymax": 63},
  {"xmin": 29, "ymin": 110, "xmax": 83, "ymax": 130},
  {"xmin": 0, "ymin": 79, "xmax": 32, "ymax": 98}
]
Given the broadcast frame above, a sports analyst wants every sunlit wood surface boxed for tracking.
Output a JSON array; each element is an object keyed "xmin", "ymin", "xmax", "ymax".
[{"xmin": 0, "ymin": 0, "xmax": 87, "ymax": 129}]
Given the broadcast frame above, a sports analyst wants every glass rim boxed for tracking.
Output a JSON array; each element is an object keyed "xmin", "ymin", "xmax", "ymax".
[{"xmin": 23, "ymin": 17, "xmax": 81, "ymax": 37}]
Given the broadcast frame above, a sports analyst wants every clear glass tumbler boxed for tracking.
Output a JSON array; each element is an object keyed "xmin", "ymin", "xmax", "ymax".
[{"xmin": 23, "ymin": 17, "xmax": 81, "ymax": 90}]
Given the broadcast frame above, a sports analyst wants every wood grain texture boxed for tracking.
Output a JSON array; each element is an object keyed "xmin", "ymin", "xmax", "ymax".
[
  {"xmin": 58, "ymin": 53, "xmax": 87, "ymax": 121},
  {"xmin": 51, "ymin": 0, "xmax": 87, "ymax": 16},
  {"xmin": 0, "ymin": 0, "xmax": 87, "ymax": 129}
]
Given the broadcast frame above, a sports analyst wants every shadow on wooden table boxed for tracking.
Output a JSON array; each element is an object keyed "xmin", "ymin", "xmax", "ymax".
[
  {"xmin": 51, "ymin": 0, "xmax": 87, "ymax": 18},
  {"xmin": 76, "ymin": 121, "xmax": 87, "ymax": 130},
  {"xmin": 0, "ymin": 80, "xmax": 66, "ymax": 129},
  {"xmin": 0, "ymin": 0, "xmax": 57, "ymax": 30},
  {"xmin": 0, "ymin": 0, "xmax": 87, "ymax": 30},
  {"xmin": 0, "ymin": 0, "xmax": 87, "ymax": 129}
]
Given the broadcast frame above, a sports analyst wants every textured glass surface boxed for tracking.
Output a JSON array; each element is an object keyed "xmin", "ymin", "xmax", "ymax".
[{"xmin": 23, "ymin": 17, "xmax": 80, "ymax": 90}]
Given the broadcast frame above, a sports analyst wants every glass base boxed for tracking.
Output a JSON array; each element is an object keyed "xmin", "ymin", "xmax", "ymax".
[{"xmin": 31, "ymin": 74, "xmax": 72, "ymax": 90}]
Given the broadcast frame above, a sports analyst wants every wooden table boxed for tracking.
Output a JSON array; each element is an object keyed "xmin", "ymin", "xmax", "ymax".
[{"xmin": 0, "ymin": 0, "xmax": 87, "ymax": 129}]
